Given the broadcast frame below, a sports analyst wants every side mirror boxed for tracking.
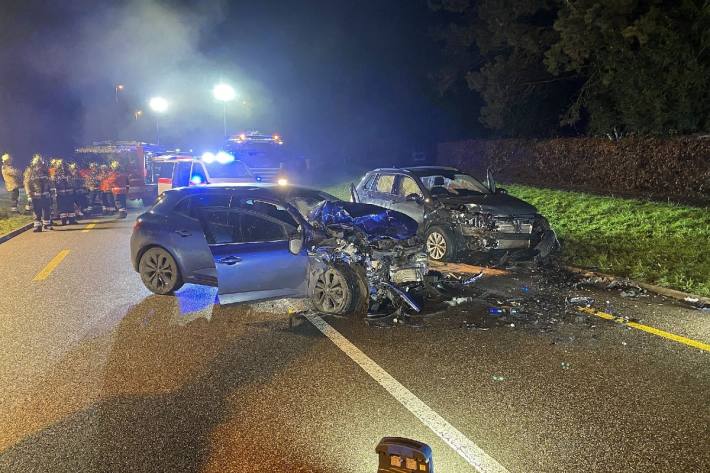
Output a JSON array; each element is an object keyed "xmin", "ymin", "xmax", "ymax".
[
  {"xmin": 405, "ymin": 193, "xmax": 423, "ymax": 204},
  {"xmin": 496, "ymin": 187, "xmax": 508, "ymax": 195},
  {"xmin": 289, "ymin": 229, "xmax": 304, "ymax": 255}
]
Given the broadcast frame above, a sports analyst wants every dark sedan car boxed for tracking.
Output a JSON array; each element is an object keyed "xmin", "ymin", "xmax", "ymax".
[
  {"xmin": 130, "ymin": 184, "xmax": 429, "ymax": 315},
  {"xmin": 351, "ymin": 166, "xmax": 558, "ymax": 262}
]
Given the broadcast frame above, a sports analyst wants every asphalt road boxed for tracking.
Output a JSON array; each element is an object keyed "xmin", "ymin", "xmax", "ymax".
[{"xmin": 0, "ymin": 211, "xmax": 708, "ymax": 472}]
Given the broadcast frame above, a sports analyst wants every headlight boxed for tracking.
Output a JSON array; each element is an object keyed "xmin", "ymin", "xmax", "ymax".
[{"xmin": 277, "ymin": 178, "xmax": 288, "ymax": 186}]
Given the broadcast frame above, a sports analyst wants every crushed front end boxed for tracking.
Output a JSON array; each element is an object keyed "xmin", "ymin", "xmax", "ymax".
[
  {"xmin": 307, "ymin": 201, "xmax": 428, "ymax": 314},
  {"xmin": 427, "ymin": 205, "xmax": 559, "ymax": 259}
]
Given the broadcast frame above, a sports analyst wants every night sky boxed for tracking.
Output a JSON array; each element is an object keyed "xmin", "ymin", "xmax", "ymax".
[{"xmin": 0, "ymin": 0, "xmax": 470, "ymax": 169}]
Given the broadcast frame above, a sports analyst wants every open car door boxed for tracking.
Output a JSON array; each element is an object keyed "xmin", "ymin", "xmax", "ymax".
[{"xmin": 198, "ymin": 207, "xmax": 309, "ymax": 304}]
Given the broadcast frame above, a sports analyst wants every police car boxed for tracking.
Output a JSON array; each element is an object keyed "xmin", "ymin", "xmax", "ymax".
[{"xmin": 151, "ymin": 152, "xmax": 286, "ymax": 194}]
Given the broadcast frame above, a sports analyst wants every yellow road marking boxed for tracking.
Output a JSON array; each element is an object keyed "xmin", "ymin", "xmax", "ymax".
[
  {"xmin": 577, "ymin": 306, "xmax": 710, "ymax": 352},
  {"xmin": 33, "ymin": 250, "xmax": 70, "ymax": 281},
  {"xmin": 81, "ymin": 223, "xmax": 96, "ymax": 233}
]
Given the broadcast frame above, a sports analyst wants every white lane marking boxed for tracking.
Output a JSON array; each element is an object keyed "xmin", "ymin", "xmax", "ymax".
[{"xmin": 305, "ymin": 314, "xmax": 509, "ymax": 473}]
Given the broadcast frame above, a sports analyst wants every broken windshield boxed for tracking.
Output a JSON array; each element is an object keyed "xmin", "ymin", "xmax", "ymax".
[{"xmin": 419, "ymin": 172, "xmax": 490, "ymax": 196}]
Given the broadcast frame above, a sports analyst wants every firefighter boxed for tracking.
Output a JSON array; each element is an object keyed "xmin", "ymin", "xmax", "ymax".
[
  {"xmin": 23, "ymin": 154, "xmax": 53, "ymax": 232},
  {"xmin": 50, "ymin": 158, "xmax": 77, "ymax": 225},
  {"xmin": 110, "ymin": 160, "xmax": 129, "ymax": 218},
  {"xmin": 1, "ymin": 153, "xmax": 21, "ymax": 212},
  {"xmin": 99, "ymin": 164, "xmax": 115, "ymax": 214},
  {"xmin": 68, "ymin": 162, "xmax": 87, "ymax": 217},
  {"xmin": 82, "ymin": 162, "xmax": 99, "ymax": 214}
]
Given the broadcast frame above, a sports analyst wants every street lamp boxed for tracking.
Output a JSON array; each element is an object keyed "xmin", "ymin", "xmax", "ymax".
[
  {"xmin": 212, "ymin": 83, "xmax": 236, "ymax": 137},
  {"xmin": 149, "ymin": 97, "xmax": 169, "ymax": 145},
  {"xmin": 115, "ymin": 84, "xmax": 124, "ymax": 103}
]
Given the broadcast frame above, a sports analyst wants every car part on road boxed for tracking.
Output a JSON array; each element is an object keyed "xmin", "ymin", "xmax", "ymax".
[
  {"xmin": 139, "ymin": 247, "xmax": 184, "ymax": 295},
  {"xmin": 376, "ymin": 437, "xmax": 434, "ymax": 472}
]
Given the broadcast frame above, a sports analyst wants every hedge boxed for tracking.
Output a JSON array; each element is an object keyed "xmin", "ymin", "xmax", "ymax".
[{"xmin": 437, "ymin": 137, "xmax": 710, "ymax": 204}]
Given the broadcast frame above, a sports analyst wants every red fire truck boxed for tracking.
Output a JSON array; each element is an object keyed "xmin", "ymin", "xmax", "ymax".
[{"xmin": 74, "ymin": 141, "xmax": 167, "ymax": 205}]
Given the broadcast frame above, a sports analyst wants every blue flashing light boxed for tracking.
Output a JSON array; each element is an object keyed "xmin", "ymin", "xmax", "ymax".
[
  {"xmin": 202, "ymin": 152, "xmax": 216, "ymax": 163},
  {"xmin": 255, "ymin": 176, "xmax": 263, "ymax": 182},
  {"xmin": 190, "ymin": 175, "xmax": 203, "ymax": 185}
]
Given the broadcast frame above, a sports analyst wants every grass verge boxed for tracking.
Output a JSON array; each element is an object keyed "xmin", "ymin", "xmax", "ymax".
[
  {"xmin": 0, "ymin": 190, "xmax": 33, "ymax": 236},
  {"xmin": 321, "ymin": 180, "xmax": 710, "ymax": 296}
]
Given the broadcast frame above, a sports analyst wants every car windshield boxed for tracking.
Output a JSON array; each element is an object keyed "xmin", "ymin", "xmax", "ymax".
[
  {"xmin": 203, "ymin": 160, "xmax": 252, "ymax": 179},
  {"xmin": 418, "ymin": 171, "xmax": 490, "ymax": 196}
]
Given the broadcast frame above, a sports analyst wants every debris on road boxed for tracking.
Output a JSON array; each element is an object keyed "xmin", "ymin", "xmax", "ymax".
[{"xmin": 491, "ymin": 375, "xmax": 506, "ymax": 382}]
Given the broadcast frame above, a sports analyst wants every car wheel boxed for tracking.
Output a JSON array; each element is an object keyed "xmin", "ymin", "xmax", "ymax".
[
  {"xmin": 139, "ymin": 247, "xmax": 183, "ymax": 295},
  {"xmin": 311, "ymin": 265, "xmax": 360, "ymax": 315},
  {"xmin": 426, "ymin": 226, "xmax": 455, "ymax": 261}
]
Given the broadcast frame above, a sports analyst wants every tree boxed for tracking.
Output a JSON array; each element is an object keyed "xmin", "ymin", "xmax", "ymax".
[
  {"xmin": 431, "ymin": 0, "xmax": 710, "ymax": 137},
  {"xmin": 546, "ymin": 0, "xmax": 710, "ymax": 135},
  {"xmin": 430, "ymin": 0, "xmax": 578, "ymax": 137}
]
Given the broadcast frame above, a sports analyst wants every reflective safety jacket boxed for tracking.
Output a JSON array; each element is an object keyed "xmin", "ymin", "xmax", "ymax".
[
  {"xmin": 24, "ymin": 167, "xmax": 52, "ymax": 199},
  {"xmin": 51, "ymin": 168, "xmax": 73, "ymax": 195},
  {"xmin": 100, "ymin": 170, "xmax": 116, "ymax": 192},
  {"xmin": 69, "ymin": 170, "xmax": 87, "ymax": 194},
  {"xmin": 82, "ymin": 168, "xmax": 99, "ymax": 191},
  {"xmin": 1, "ymin": 164, "xmax": 21, "ymax": 192}
]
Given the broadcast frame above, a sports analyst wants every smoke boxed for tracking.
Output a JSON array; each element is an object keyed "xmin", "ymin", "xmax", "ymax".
[
  {"xmin": 1, "ymin": 0, "xmax": 272, "ymax": 162},
  {"xmin": 1, "ymin": 0, "xmax": 439, "ymax": 171}
]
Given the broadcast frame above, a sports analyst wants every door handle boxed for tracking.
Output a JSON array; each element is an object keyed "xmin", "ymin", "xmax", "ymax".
[
  {"xmin": 217, "ymin": 256, "xmax": 242, "ymax": 265},
  {"xmin": 175, "ymin": 230, "xmax": 192, "ymax": 237}
]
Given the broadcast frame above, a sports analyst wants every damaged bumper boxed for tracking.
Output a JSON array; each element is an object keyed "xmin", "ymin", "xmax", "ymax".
[
  {"xmin": 454, "ymin": 213, "xmax": 559, "ymax": 257},
  {"xmin": 306, "ymin": 200, "xmax": 429, "ymax": 314}
]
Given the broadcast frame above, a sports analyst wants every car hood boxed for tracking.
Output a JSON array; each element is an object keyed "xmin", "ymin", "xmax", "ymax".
[
  {"xmin": 309, "ymin": 201, "xmax": 418, "ymax": 242},
  {"xmin": 435, "ymin": 193, "xmax": 537, "ymax": 216}
]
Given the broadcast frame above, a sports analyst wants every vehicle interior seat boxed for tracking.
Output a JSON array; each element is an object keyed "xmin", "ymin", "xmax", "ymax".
[{"xmin": 429, "ymin": 175, "xmax": 448, "ymax": 195}]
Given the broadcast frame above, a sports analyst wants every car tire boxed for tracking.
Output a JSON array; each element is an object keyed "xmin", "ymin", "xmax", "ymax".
[
  {"xmin": 425, "ymin": 225, "xmax": 456, "ymax": 262},
  {"xmin": 139, "ymin": 247, "xmax": 184, "ymax": 295},
  {"xmin": 311, "ymin": 264, "xmax": 362, "ymax": 316}
]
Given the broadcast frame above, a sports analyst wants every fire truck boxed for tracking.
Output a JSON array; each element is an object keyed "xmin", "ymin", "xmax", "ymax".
[
  {"xmin": 224, "ymin": 131, "xmax": 308, "ymax": 183},
  {"xmin": 74, "ymin": 141, "xmax": 167, "ymax": 205}
]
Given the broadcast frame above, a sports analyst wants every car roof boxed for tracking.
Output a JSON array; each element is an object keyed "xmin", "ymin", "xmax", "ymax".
[
  {"xmin": 366, "ymin": 166, "xmax": 460, "ymax": 175},
  {"xmin": 165, "ymin": 183, "xmax": 335, "ymax": 200}
]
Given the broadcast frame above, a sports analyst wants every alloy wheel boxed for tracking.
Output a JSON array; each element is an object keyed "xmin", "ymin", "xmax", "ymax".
[
  {"xmin": 313, "ymin": 269, "xmax": 348, "ymax": 313},
  {"xmin": 426, "ymin": 231, "xmax": 447, "ymax": 260},
  {"xmin": 141, "ymin": 248, "xmax": 178, "ymax": 293}
]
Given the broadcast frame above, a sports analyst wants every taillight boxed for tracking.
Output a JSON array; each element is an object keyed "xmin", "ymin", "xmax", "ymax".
[{"xmin": 133, "ymin": 219, "xmax": 142, "ymax": 231}]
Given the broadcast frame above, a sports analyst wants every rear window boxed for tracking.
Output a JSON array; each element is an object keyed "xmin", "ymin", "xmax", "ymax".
[{"xmin": 204, "ymin": 160, "xmax": 251, "ymax": 179}]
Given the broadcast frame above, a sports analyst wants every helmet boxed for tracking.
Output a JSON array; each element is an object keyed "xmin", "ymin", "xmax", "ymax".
[
  {"xmin": 50, "ymin": 158, "xmax": 64, "ymax": 168},
  {"xmin": 31, "ymin": 154, "xmax": 44, "ymax": 167},
  {"xmin": 68, "ymin": 162, "xmax": 78, "ymax": 171},
  {"xmin": 89, "ymin": 162, "xmax": 98, "ymax": 170},
  {"xmin": 110, "ymin": 160, "xmax": 120, "ymax": 170},
  {"xmin": 1, "ymin": 153, "xmax": 10, "ymax": 164}
]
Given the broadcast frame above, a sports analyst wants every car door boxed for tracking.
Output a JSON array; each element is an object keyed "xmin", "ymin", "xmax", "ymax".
[
  {"xmin": 369, "ymin": 173, "xmax": 397, "ymax": 208},
  {"xmin": 169, "ymin": 192, "xmax": 233, "ymax": 286},
  {"xmin": 172, "ymin": 161, "xmax": 192, "ymax": 188},
  {"xmin": 206, "ymin": 209, "xmax": 308, "ymax": 304},
  {"xmin": 156, "ymin": 162, "xmax": 175, "ymax": 194},
  {"xmin": 390, "ymin": 174, "xmax": 426, "ymax": 223},
  {"xmin": 353, "ymin": 173, "xmax": 376, "ymax": 203}
]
